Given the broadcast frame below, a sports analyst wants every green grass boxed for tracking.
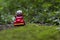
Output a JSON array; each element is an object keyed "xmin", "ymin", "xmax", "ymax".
[{"xmin": 0, "ymin": 23, "xmax": 60, "ymax": 40}]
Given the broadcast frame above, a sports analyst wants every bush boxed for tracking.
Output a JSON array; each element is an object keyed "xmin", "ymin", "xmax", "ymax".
[{"xmin": 1, "ymin": 14, "xmax": 15, "ymax": 24}]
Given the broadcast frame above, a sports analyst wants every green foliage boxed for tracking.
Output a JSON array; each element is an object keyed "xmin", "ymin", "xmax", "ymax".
[
  {"xmin": 0, "ymin": 0, "xmax": 60, "ymax": 25},
  {"xmin": 0, "ymin": 24, "xmax": 60, "ymax": 40},
  {"xmin": 1, "ymin": 14, "xmax": 14, "ymax": 24}
]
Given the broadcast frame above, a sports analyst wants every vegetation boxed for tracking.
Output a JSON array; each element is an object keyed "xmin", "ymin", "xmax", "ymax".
[
  {"xmin": 0, "ymin": 0, "xmax": 60, "ymax": 25},
  {"xmin": 0, "ymin": 24, "xmax": 60, "ymax": 40},
  {"xmin": 0, "ymin": 0, "xmax": 60, "ymax": 40}
]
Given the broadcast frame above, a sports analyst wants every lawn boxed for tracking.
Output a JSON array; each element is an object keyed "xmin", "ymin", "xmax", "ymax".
[{"xmin": 0, "ymin": 23, "xmax": 60, "ymax": 40}]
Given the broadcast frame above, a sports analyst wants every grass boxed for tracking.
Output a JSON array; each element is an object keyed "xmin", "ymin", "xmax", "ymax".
[{"xmin": 0, "ymin": 23, "xmax": 60, "ymax": 40}]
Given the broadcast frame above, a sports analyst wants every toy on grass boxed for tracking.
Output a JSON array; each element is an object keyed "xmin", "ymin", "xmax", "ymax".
[{"xmin": 14, "ymin": 10, "xmax": 25, "ymax": 26}]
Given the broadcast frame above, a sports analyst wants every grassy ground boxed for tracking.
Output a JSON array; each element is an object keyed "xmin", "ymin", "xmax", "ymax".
[{"xmin": 0, "ymin": 23, "xmax": 60, "ymax": 40}]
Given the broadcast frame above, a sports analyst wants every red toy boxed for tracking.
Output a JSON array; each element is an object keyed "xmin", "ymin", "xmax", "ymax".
[{"xmin": 14, "ymin": 10, "xmax": 25, "ymax": 26}]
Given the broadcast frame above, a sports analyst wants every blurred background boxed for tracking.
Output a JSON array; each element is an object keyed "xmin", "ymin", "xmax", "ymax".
[{"xmin": 0, "ymin": 0, "xmax": 60, "ymax": 25}]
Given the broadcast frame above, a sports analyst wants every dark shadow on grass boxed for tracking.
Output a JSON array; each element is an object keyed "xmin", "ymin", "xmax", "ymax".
[{"xmin": 14, "ymin": 24, "xmax": 26, "ymax": 28}]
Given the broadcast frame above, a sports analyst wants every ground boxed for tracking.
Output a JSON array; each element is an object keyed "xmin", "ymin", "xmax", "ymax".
[{"xmin": 0, "ymin": 23, "xmax": 60, "ymax": 40}]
